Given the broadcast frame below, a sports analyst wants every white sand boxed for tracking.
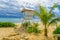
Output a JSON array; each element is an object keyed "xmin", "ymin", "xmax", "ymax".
[
  {"xmin": 0, "ymin": 22, "xmax": 59, "ymax": 40},
  {"xmin": 0, "ymin": 28, "xmax": 15, "ymax": 40}
]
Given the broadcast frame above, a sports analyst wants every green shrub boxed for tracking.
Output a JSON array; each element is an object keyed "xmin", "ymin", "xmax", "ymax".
[
  {"xmin": 53, "ymin": 25, "xmax": 60, "ymax": 34},
  {"xmin": 33, "ymin": 23, "xmax": 39, "ymax": 28},
  {"xmin": 22, "ymin": 21, "xmax": 31, "ymax": 28},
  {"xmin": 22, "ymin": 21, "xmax": 41, "ymax": 33},
  {"xmin": 0, "ymin": 22, "xmax": 16, "ymax": 27},
  {"xmin": 26, "ymin": 26, "xmax": 41, "ymax": 33},
  {"xmin": 58, "ymin": 37, "xmax": 60, "ymax": 40},
  {"xmin": 33, "ymin": 27, "xmax": 40, "ymax": 33},
  {"xmin": 26, "ymin": 27, "xmax": 34, "ymax": 33}
]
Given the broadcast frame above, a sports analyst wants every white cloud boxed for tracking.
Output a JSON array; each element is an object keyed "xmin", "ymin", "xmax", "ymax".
[
  {"xmin": 53, "ymin": 8, "xmax": 60, "ymax": 13},
  {"xmin": 16, "ymin": 0, "xmax": 38, "ymax": 8},
  {"xmin": 38, "ymin": 0, "xmax": 60, "ymax": 7},
  {"xmin": 0, "ymin": 0, "xmax": 59, "ymax": 17},
  {"xmin": 0, "ymin": 4, "xmax": 9, "ymax": 8},
  {"xmin": 0, "ymin": 0, "xmax": 60, "ymax": 12},
  {"xmin": 17, "ymin": 0, "xmax": 60, "ymax": 7},
  {"xmin": 0, "ymin": 0, "xmax": 60, "ymax": 8},
  {"xmin": 0, "ymin": 4, "xmax": 18, "ymax": 10},
  {"xmin": 2, "ymin": 0, "xmax": 9, "ymax": 2}
]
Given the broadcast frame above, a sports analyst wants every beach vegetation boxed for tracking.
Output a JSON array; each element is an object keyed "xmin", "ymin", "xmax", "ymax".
[
  {"xmin": 34, "ymin": 4, "xmax": 60, "ymax": 39},
  {"xmin": 22, "ymin": 21, "xmax": 31, "ymax": 28},
  {"xmin": 27, "ymin": 27, "xmax": 40, "ymax": 33},
  {"xmin": 53, "ymin": 25, "xmax": 60, "ymax": 34},
  {"xmin": 53, "ymin": 25, "xmax": 60, "ymax": 40},
  {"xmin": 0, "ymin": 22, "xmax": 15, "ymax": 27},
  {"xmin": 22, "ymin": 21, "xmax": 41, "ymax": 33}
]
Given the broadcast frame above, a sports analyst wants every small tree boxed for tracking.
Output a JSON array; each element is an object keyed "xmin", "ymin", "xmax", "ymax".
[{"xmin": 34, "ymin": 4, "xmax": 60, "ymax": 40}]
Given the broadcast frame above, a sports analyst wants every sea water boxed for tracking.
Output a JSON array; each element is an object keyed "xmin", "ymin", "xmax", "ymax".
[
  {"xmin": 0, "ymin": 18, "xmax": 21, "ymax": 23},
  {"xmin": 0, "ymin": 18, "xmax": 40, "ymax": 23}
]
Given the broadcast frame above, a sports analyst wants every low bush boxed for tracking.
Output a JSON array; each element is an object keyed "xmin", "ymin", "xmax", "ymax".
[
  {"xmin": 33, "ymin": 23, "xmax": 39, "ymax": 28},
  {"xmin": 27, "ymin": 27, "xmax": 41, "ymax": 33},
  {"xmin": 22, "ymin": 21, "xmax": 31, "ymax": 28},
  {"xmin": 0, "ymin": 22, "xmax": 16, "ymax": 27},
  {"xmin": 53, "ymin": 25, "xmax": 60, "ymax": 34},
  {"xmin": 22, "ymin": 21, "xmax": 41, "ymax": 33}
]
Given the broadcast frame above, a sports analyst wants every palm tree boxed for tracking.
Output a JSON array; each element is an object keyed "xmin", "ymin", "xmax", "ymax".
[{"xmin": 34, "ymin": 4, "xmax": 60, "ymax": 40}]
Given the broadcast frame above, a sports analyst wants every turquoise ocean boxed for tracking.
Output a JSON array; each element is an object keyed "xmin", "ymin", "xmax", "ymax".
[{"xmin": 0, "ymin": 18, "xmax": 40, "ymax": 23}]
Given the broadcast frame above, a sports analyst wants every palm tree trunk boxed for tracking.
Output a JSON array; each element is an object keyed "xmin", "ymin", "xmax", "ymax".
[{"xmin": 44, "ymin": 24, "xmax": 48, "ymax": 40}]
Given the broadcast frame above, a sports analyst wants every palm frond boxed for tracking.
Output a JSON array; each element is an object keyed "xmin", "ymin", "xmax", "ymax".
[
  {"xmin": 34, "ymin": 11, "xmax": 40, "ymax": 18},
  {"xmin": 34, "ymin": 11, "xmax": 39, "ymax": 15},
  {"xmin": 34, "ymin": 4, "xmax": 59, "ymax": 26},
  {"xmin": 49, "ymin": 3, "xmax": 58, "ymax": 13},
  {"xmin": 47, "ymin": 13, "xmax": 55, "ymax": 21},
  {"xmin": 48, "ymin": 17, "xmax": 60, "ymax": 26},
  {"xmin": 38, "ymin": 5, "xmax": 48, "ymax": 14},
  {"xmin": 34, "ymin": 10, "xmax": 48, "ymax": 25}
]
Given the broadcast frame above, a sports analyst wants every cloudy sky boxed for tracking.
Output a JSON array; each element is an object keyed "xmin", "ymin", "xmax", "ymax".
[{"xmin": 0, "ymin": 0, "xmax": 60, "ymax": 18}]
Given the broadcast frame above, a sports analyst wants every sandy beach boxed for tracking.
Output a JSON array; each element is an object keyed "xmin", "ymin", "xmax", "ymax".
[{"xmin": 0, "ymin": 23, "xmax": 59, "ymax": 40}]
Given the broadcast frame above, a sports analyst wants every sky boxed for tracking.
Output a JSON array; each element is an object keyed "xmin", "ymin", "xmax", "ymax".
[{"xmin": 0, "ymin": 0, "xmax": 60, "ymax": 18}]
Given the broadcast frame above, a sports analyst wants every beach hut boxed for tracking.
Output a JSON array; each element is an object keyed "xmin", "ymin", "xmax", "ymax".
[{"xmin": 21, "ymin": 8, "xmax": 34, "ymax": 22}]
